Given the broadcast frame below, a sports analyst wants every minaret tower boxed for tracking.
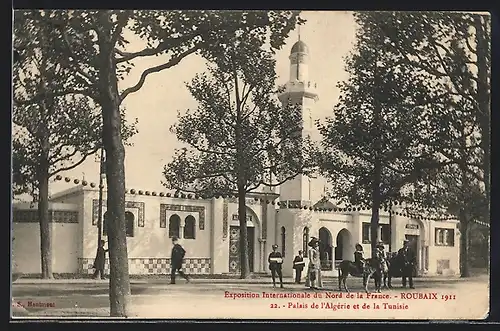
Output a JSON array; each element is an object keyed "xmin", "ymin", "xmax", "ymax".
[{"xmin": 278, "ymin": 34, "xmax": 319, "ymax": 205}]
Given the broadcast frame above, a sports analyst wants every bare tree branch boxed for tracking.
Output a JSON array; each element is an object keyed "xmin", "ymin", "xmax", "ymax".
[
  {"xmin": 382, "ymin": 160, "xmax": 456, "ymax": 201},
  {"xmin": 49, "ymin": 147, "xmax": 100, "ymax": 177},
  {"xmin": 464, "ymin": 35, "xmax": 476, "ymax": 54},
  {"xmin": 115, "ymin": 32, "xmax": 201, "ymax": 63},
  {"xmin": 58, "ymin": 29, "xmax": 96, "ymax": 86},
  {"xmin": 249, "ymin": 172, "xmax": 300, "ymax": 192},
  {"xmin": 119, "ymin": 44, "xmax": 201, "ymax": 103},
  {"xmin": 111, "ymin": 11, "xmax": 131, "ymax": 44}
]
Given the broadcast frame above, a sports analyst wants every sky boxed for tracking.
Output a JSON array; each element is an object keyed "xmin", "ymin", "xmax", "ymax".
[{"xmin": 42, "ymin": 11, "xmax": 358, "ymax": 203}]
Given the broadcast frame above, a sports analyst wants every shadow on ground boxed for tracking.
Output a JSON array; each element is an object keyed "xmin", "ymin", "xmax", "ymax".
[{"xmin": 12, "ymin": 285, "xmax": 153, "ymax": 297}]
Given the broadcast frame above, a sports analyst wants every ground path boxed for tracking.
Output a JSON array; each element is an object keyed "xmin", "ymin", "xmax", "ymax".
[{"xmin": 12, "ymin": 275, "xmax": 489, "ymax": 320}]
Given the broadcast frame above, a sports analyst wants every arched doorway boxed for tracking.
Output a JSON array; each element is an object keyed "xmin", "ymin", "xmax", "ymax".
[
  {"xmin": 319, "ymin": 227, "xmax": 333, "ymax": 271},
  {"xmin": 228, "ymin": 207, "xmax": 260, "ymax": 274},
  {"xmin": 335, "ymin": 229, "xmax": 353, "ymax": 265},
  {"xmin": 404, "ymin": 218, "xmax": 427, "ymax": 276}
]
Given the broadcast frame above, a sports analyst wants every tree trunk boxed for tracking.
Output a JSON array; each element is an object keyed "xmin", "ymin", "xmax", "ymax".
[
  {"xmin": 474, "ymin": 15, "xmax": 490, "ymax": 205},
  {"xmin": 38, "ymin": 149, "xmax": 53, "ymax": 279},
  {"xmin": 233, "ymin": 64, "xmax": 250, "ymax": 279},
  {"xmin": 370, "ymin": 54, "xmax": 382, "ymax": 259},
  {"xmin": 37, "ymin": 32, "xmax": 53, "ymax": 279},
  {"xmin": 238, "ymin": 187, "xmax": 250, "ymax": 279},
  {"xmin": 97, "ymin": 11, "xmax": 131, "ymax": 317},
  {"xmin": 459, "ymin": 211, "xmax": 470, "ymax": 278},
  {"xmin": 457, "ymin": 108, "xmax": 472, "ymax": 278},
  {"xmin": 370, "ymin": 161, "xmax": 382, "ymax": 258}
]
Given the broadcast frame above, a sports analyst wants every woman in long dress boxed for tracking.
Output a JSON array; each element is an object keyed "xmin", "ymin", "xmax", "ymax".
[{"xmin": 305, "ymin": 237, "xmax": 323, "ymax": 289}]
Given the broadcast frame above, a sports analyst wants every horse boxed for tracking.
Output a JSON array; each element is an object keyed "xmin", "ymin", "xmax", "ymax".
[
  {"xmin": 338, "ymin": 257, "xmax": 383, "ymax": 293},
  {"xmin": 386, "ymin": 251, "xmax": 414, "ymax": 288}
]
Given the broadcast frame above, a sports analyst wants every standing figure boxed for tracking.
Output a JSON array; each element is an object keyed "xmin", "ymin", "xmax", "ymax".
[
  {"xmin": 398, "ymin": 239, "xmax": 416, "ymax": 288},
  {"xmin": 376, "ymin": 243, "xmax": 389, "ymax": 288},
  {"xmin": 268, "ymin": 244, "xmax": 284, "ymax": 288},
  {"xmin": 170, "ymin": 237, "xmax": 190, "ymax": 284},
  {"xmin": 354, "ymin": 243, "xmax": 366, "ymax": 275},
  {"xmin": 306, "ymin": 237, "xmax": 322, "ymax": 289},
  {"xmin": 93, "ymin": 240, "xmax": 108, "ymax": 280},
  {"xmin": 292, "ymin": 250, "xmax": 305, "ymax": 284}
]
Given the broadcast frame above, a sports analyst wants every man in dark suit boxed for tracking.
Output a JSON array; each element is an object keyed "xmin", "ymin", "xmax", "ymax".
[
  {"xmin": 268, "ymin": 244, "xmax": 284, "ymax": 288},
  {"xmin": 170, "ymin": 237, "xmax": 190, "ymax": 284},
  {"xmin": 93, "ymin": 240, "xmax": 108, "ymax": 280},
  {"xmin": 293, "ymin": 250, "xmax": 305, "ymax": 284},
  {"xmin": 398, "ymin": 239, "xmax": 416, "ymax": 288}
]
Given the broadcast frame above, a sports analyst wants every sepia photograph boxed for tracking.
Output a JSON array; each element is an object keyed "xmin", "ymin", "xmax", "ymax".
[{"xmin": 11, "ymin": 10, "xmax": 490, "ymax": 320}]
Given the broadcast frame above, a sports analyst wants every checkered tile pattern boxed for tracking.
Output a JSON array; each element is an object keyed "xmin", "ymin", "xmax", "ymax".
[{"xmin": 79, "ymin": 257, "xmax": 211, "ymax": 275}]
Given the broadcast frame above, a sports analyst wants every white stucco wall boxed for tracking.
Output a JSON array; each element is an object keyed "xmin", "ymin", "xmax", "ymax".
[
  {"xmin": 12, "ymin": 185, "xmax": 461, "ymax": 277},
  {"xmin": 276, "ymin": 208, "xmax": 312, "ymax": 277},
  {"xmin": 12, "ymin": 202, "xmax": 80, "ymax": 274},
  {"xmin": 51, "ymin": 223, "xmax": 80, "ymax": 273},
  {"xmin": 428, "ymin": 220, "xmax": 460, "ymax": 276},
  {"xmin": 50, "ymin": 189, "xmax": 85, "ymax": 267},
  {"xmin": 12, "ymin": 222, "xmax": 41, "ymax": 274},
  {"xmin": 276, "ymin": 207, "xmax": 461, "ymax": 278},
  {"xmin": 211, "ymin": 198, "xmax": 226, "ymax": 274},
  {"xmin": 82, "ymin": 190, "xmax": 213, "ymax": 260}
]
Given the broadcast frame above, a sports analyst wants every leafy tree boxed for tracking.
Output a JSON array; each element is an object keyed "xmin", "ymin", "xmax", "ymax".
[
  {"xmin": 373, "ymin": 11, "xmax": 491, "ymax": 211},
  {"xmin": 12, "ymin": 15, "xmax": 137, "ymax": 279},
  {"xmin": 15, "ymin": 9, "xmax": 302, "ymax": 316},
  {"xmin": 317, "ymin": 12, "xmax": 452, "ymax": 256},
  {"xmin": 163, "ymin": 28, "xmax": 311, "ymax": 278},
  {"xmin": 408, "ymin": 104, "xmax": 487, "ymax": 277},
  {"xmin": 363, "ymin": 11, "xmax": 490, "ymax": 275},
  {"xmin": 12, "ymin": 140, "xmax": 33, "ymax": 196}
]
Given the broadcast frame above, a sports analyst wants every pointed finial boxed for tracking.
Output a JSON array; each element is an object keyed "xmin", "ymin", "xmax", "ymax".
[{"xmin": 298, "ymin": 24, "xmax": 301, "ymax": 41}]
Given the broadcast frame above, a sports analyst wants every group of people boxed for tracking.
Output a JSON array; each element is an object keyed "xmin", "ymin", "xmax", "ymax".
[
  {"xmin": 354, "ymin": 239, "xmax": 417, "ymax": 288},
  {"xmin": 269, "ymin": 237, "xmax": 417, "ymax": 289},
  {"xmin": 268, "ymin": 236, "xmax": 323, "ymax": 289},
  {"xmin": 93, "ymin": 235, "xmax": 416, "ymax": 289}
]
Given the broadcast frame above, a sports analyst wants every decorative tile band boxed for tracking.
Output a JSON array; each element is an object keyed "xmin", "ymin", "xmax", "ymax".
[
  {"xmin": 78, "ymin": 257, "xmax": 211, "ymax": 275},
  {"xmin": 222, "ymin": 201, "xmax": 229, "ymax": 239},
  {"xmin": 227, "ymin": 197, "xmax": 262, "ymax": 205},
  {"xmin": 160, "ymin": 204, "xmax": 206, "ymax": 230},
  {"xmin": 12, "ymin": 210, "xmax": 79, "ymax": 223},
  {"xmin": 92, "ymin": 200, "xmax": 145, "ymax": 227},
  {"xmin": 159, "ymin": 204, "xmax": 168, "ymax": 228},
  {"xmin": 92, "ymin": 200, "xmax": 99, "ymax": 225}
]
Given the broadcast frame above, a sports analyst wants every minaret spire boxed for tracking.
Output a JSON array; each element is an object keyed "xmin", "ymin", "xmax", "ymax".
[{"xmin": 278, "ymin": 33, "xmax": 318, "ymax": 204}]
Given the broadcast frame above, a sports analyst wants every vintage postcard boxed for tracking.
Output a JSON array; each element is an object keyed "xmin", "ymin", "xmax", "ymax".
[{"xmin": 11, "ymin": 10, "xmax": 490, "ymax": 320}]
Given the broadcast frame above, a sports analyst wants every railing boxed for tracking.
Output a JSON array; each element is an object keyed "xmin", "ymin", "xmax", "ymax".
[
  {"xmin": 288, "ymin": 80, "xmax": 317, "ymax": 88},
  {"xmin": 283, "ymin": 80, "xmax": 318, "ymax": 91}
]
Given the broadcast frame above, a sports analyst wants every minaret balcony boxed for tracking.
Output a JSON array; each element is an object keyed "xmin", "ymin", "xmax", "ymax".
[
  {"xmin": 284, "ymin": 80, "xmax": 317, "ymax": 92},
  {"xmin": 278, "ymin": 80, "xmax": 319, "ymax": 102}
]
